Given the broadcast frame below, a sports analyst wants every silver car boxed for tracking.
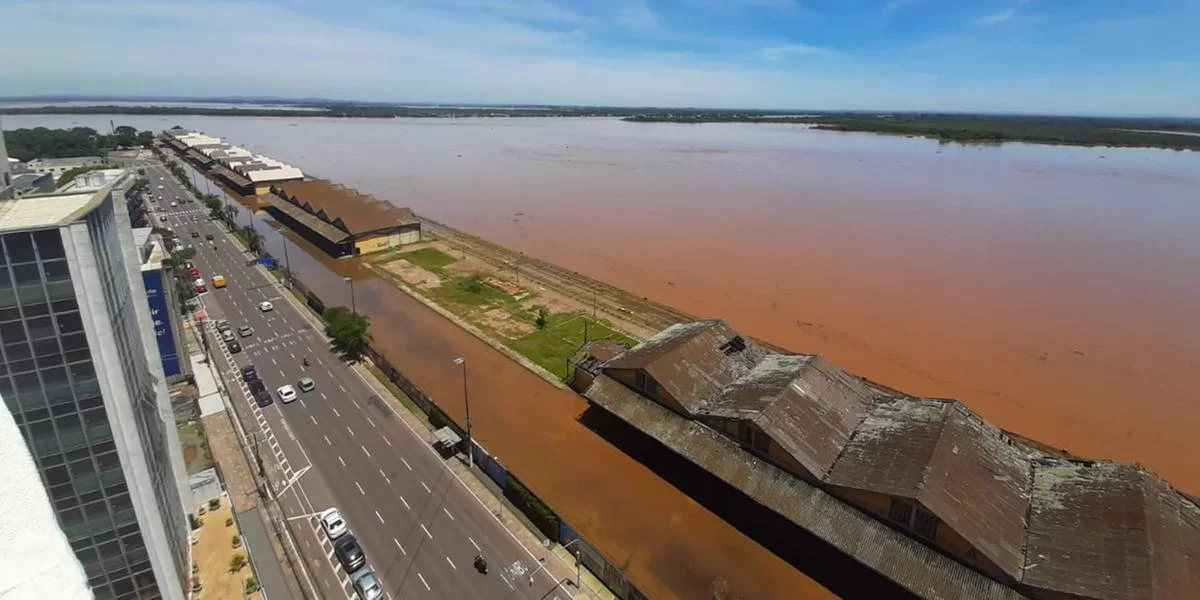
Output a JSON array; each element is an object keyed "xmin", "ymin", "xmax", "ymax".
[
  {"xmin": 353, "ymin": 571, "xmax": 383, "ymax": 600},
  {"xmin": 298, "ymin": 377, "xmax": 316, "ymax": 392}
]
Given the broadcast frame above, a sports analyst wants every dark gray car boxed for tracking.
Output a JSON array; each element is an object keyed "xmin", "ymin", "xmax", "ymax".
[{"xmin": 334, "ymin": 535, "xmax": 366, "ymax": 573}]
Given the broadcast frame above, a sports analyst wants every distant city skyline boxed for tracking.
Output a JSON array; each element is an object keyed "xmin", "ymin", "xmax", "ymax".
[{"xmin": 2, "ymin": 0, "xmax": 1197, "ymax": 117}]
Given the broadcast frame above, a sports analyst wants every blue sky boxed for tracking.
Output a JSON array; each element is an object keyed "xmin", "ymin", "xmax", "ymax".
[{"xmin": 1, "ymin": 0, "xmax": 1197, "ymax": 115}]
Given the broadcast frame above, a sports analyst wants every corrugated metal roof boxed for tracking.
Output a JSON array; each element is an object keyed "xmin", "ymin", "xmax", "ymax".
[
  {"xmin": 603, "ymin": 320, "xmax": 767, "ymax": 413},
  {"xmin": 707, "ymin": 354, "xmax": 877, "ymax": 479},
  {"xmin": 584, "ymin": 374, "xmax": 1027, "ymax": 600},
  {"xmin": 590, "ymin": 320, "xmax": 1200, "ymax": 600}
]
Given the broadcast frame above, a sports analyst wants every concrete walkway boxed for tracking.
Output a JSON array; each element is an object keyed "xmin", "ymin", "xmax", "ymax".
[{"xmin": 237, "ymin": 508, "xmax": 292, "ymax": 600}]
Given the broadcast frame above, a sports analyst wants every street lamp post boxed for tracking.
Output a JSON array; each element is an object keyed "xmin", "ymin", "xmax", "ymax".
[
  {"xmin": 345, "ymin": 277, "xmax": 357, "ymax": 315},
  {"xmin": 453, "ymin": 357, "xmax": 472, "ymax": 468}
]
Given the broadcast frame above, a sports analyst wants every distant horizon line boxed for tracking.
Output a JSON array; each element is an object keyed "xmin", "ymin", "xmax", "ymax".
[{"xmin": 0, "ymin": 95, "xmax": 1195, "ymax": 121}]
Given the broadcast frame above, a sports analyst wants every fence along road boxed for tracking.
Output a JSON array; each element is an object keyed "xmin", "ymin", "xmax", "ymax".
[{"xmin": 148, "ymin": 161, "xmax": 565, "ymax": 600}]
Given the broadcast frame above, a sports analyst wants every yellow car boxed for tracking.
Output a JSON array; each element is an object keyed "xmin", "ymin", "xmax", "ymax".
[{"xmin": 211, "ymin": 275, "xmax": 227, "ymax": 289}]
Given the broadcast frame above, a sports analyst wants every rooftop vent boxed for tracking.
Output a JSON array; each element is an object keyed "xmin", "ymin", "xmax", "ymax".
[{"xmin": 719, "ymin": 335, "xmax": 747, "ymax": 355}]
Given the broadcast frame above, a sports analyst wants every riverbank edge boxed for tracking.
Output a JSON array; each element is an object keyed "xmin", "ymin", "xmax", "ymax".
[{"xmin": 364, "ymin": 261, "xmax": 569, "ymax": 390}]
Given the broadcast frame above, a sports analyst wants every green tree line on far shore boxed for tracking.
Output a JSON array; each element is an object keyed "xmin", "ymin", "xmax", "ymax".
[{"xmin": 2, "ymin": 125, "xmax": 154, "ymax": 161}]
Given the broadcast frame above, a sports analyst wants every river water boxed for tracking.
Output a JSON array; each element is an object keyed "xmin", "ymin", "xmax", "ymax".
[{"xmin": 8, "ymin": 113, "xmax": 1200, "ymax": 597}]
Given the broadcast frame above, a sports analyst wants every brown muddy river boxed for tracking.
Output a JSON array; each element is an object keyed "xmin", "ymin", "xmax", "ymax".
[{"xmin": 9, "ymin": 114, "xmax": 1200, "ymax": 597}]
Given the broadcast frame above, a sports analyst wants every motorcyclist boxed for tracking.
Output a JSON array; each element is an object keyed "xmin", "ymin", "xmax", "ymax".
[
  {"xmin": 302, "ymin": 357, "xmax": 310, "ymax": 367},
  {"xmin": 474, "ymin": 554, "xmax": 487, "ymax": 573}
]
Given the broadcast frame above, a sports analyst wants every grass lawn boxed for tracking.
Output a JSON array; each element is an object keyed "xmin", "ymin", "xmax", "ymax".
[
  {"xmin": 397, "ymin": 248, "xmax": 457, "ymax": 272},
  {"xmin": 510, "ymin": 313, "xmax": 638, "ymax": 379},
  {"xmin": 427, "ymin": 273, "xmax": 529, "ymax": 315}
]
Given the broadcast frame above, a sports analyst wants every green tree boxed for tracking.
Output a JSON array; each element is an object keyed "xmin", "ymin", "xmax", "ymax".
[
  {"xmin": 55, "ymin": 165, "xmax": 108, "ymax": 187},
  {"xmin": 323, "ymin": 306, "xmax": 372, "ymax": 362},
  {"xmin": 466, "ymin": 273, "xmax": 485, "ymax": 293},
  {"xmin": 535, "ymin": 305, "xmax": 549, "ymax": 329},
  {"xmin": 240, "ymin": 226, "xmax": 263, "ymax": 254}
]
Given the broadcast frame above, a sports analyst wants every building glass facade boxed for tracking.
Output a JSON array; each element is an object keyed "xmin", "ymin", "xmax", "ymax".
[{"xmin": 0, "ymin": 192, "xmax": 187, "ymax": 599}]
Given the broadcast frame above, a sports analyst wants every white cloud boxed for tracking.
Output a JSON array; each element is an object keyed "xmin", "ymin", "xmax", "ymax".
[
  {"xmin": 973, "ymin": 8, "xmax": 1017, "ymax": 26},
  {"xmin": 884, "ymin": 0, "xmax": 918, "ymax": 13},
  {"xmin": 758, "ymin": 43, "xmax": 838, "ymax": 60},
  {"xmin": 614, "ymin": 0, "xmax": 660, "ymax": 31}
]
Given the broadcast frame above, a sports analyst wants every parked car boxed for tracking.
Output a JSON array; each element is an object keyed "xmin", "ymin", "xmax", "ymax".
[
  {"xmin": 298, "ymin": 377, "xmax": 315, "ymax": 392},
  {"xmin": 258, "ymin": 301, "xmax": 274, "ymax": 312},
  {"xmin": 252, "ymin": 389, "xmax": 273, "ymax": 408},
  {"xmin": 353, "ymin": 571, "xmax": 383, "ymax": 600},
  {"xmin": 334, "ymin": 535, "xmax": 366, "ymax": 573},
  {"xmin": 205, "ymin": 233, "xmax": 214, "ymax": 241},
  {"xmin": 214, "ymin": 319, "xmax": 231, "ymax": 333},
  {"xmin": 227, "ymin": 340, "xmax": 241, "ymax": 354},
  {"xmin": 238, "ymin": 325, "xmax": 254, "ymax": 338},
  {"xmin": 277, "ymin": 385, "xmax": 297, "ymax": 403},
  {"xmin": 220, "ymin": 329, "xmax": 235, "ymax": 342},
  {"xmin": 319, "ymin": 508, "xmax": 348, "ymax": 540},
  {"xmin": 189, "ymin": 231, "xmax": 199, "ymax": 238},
  {"xmin": 241, "ymin": 364, "xmax": 258, "ymax": 381},
  {"xmin": 247, "ymin": 379, "xmax": 266, "ymax": 396}
]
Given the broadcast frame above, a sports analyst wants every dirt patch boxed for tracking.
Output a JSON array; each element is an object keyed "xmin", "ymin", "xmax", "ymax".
[
  {"xmin": 383, "ymin": 259, "xmax": 442, "ymax": 290},
  {"xmin": 178, "ymin": 421, "xmax": 213, "ymax": 475},
  {"xmin": 192, "ymin": 497, "xmax": 261, "ymax": 600},
  {"xmin": 478, "ymin": 307, "xmax": 536, "ymax": 339}
]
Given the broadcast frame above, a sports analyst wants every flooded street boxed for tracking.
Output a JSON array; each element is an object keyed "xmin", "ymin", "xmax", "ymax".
[{"xmin": 9, "ymin": 113, "xmax": 1200, "ymax": 596}]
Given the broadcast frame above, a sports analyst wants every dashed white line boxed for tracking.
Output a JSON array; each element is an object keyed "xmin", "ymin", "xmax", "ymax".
[
  {"xmin": 417, "ymin": 573, "xmax": 430, "ymax": 591},
  {"xmin": 271, "ymin": 357, "xmax": 277, "ymax": 365},
  {"xmin": 339, "ymin": 384, "xmax": 347, "ymax": 392},
  {"xmin": 394, "ymin": 538, "xmax": 406, "ymax": 555},
  {"xmin": 375, "ymin": 510, "xmax": 385, "ymax": 524},
  {"xmin": 320, "ymin": 392, "xmax": 328, "ymax": 400},
  {"xmin": 443, "ymin": 507, "xmax": 455, "ymax": 521},
  {"xmin": 420, "ymin": 524, "xmax": 432, "ymax": 539},
  {"xmin": 400, "ymin": 496, "xmax": 410, "ymax": 510},
  {"xmin": 445, "ymin": 556, "xmax": 457, "ymax": 570},
  {"xmin": 401, "ymin": 457, "xmax": 412, "ymax": 471},
  {"xmin": 421, "ymin": 481, "xmax": 431, "ymax": 494},
  {"xmin": 383, "ymin": 437, "xmax": 392, "ymax": 447},
  {"xmin": 365, "ymin": 416, "xmax": 376, "ymax": 428},
  {"xmin": 310, "ymin": 415, "xmax": 318, "ymax": 425},
  {"xmin": 355, "ymin": 482, "xmax": 365, "ymax": 495},
  {"xmin": 346, "ymin": 425, "xmax": 355, "ymax": 437},
  {"xmin": 361, "ymin": 445, "xmax": 371, "ymax": 458},
  {"xmin": 379, "ymin": 468, "xmax": 390, "ymax": 483},
  {"xmin": 338, "ymin": 456, "xmax": 346, "ymax": 467},
  {"xmin": 323, "ymin": 435, "xmax": 331, "ymax": 446},
  {"xmin": 331, "ymin": 407, "xmax": 341, "ymax": 417},
  {"xmin": 468, "ymin": 537, "xmax": 481, "ymax": 552},
  {"xmin": 352, "ymin": 399, "xmax": 362, "ymax": 410}
]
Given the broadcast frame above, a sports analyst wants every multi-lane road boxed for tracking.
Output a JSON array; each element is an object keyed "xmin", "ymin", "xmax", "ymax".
[{"xmin": 139, "ymin": 161, "xmax": 566, "ymax": 600}]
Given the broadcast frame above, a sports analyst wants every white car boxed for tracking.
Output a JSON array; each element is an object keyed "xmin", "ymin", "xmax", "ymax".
[
  {"xmin": 258, "ymin": 301, "xmax": 274, "ymax": 312},
  {"xmin": 319, "ymin": 508, "xmax": 348, "ymax": 540},
  {"xmin": 170, "ymin": 201, "xmax": 177, "ymax": 207},
  {"xmin": 277, "ymin": 385, "xmax": 297, "ymax": 403}
]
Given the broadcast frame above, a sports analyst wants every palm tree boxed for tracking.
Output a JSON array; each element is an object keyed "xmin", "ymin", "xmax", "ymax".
[{"xmin": 242, "ymin": 227, "xmax": 263, "ymax": 254}]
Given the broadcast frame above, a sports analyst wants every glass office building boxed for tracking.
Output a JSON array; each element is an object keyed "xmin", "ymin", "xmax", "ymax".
[{"xmin": 0, "ymin": 181, "xmax": 189, "ymax": 600}]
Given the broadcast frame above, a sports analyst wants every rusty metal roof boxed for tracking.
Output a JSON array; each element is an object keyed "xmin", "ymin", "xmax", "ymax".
[
  {"xmin": 572, "ymin": 340, "xmax": 630, "ymax": 375},
  {"xmin": 278, "ymin": 179, "xmax": 418, "ymax": 236},
  {"xmin": 704, "ymin": 354, "xmax": 877, "ymax": 479},
  {"xmin": 584, "ymin": 374, "xmax": 1027, "ymax": 600},
  {"xmin": 1024, "ymin": 460, "xmax": 1200, "ymax": 600},
  {"xmin": 602, "ymin": 321, "xmax": 767, "ymax": 413},
  {"xmin": 589, "ymin": 320, "xmax": 1200, "ymax": 600}
]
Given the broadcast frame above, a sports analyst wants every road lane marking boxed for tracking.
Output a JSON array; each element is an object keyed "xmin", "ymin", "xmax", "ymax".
[
  {"xmin": 400, "ymin": 496, "xmax": 410, "ymax": 510},
  {"xmin": 394, "ymin": 538, "xmax": 406, "ymax": 555},
  {"xmin": 445, "ymin": 556, "xmax": 456, "ymax": 570},
  {"xmin": 355, "ymin": 481, "xmax": 365, "ymax": 495},
  {"xmin": 421, "ymin": 481, "xmax": 431, "ymax": 494},
  {"xmin": 271, "ymin": 357, "xmax": 277, "ymax": 365},
  {"xmin": 280, "ymin": 369, "xmax": 286, "ymax": 377},
  {"xmin": 443, "ymin": 507, "xmax": 455, "ymax": 521},
  {"xmin": 310, "ymin": 415, "xmax": 318, "ymax": 425},
  {"xmin": 324, "ymin": 435, "xmax": 332, "ymax": 446},
  {"xmin": 339, "ymin": 384, "xmax": 347, "ymax": 392},
  {"xmin": 361, "ymin": 445, "xmax": 371, "ymax": 458},
  {"xmin": 375, "ymin": 510, "xmax": 385, "ymax": 524},
  {"xmin": 346, "ymin": 425, "xmax": 355, "ymax": 437},
  {"xmin": 417, "ymin": 573, "xmax": 430, "ymax": 591},
  {"xmin": 421, "ymin": 524, "xmax": 432, "ymax": 539},
  {"xmin": 469, "ymin": 537, "xmax": 481, "ymax": 552},
  {"xmin": 401, "ymin": 457, "xmax": 411, "ymax": 471},
  {"xmin": 365, "ymin": 416, "xmax": 375, "ymax": 428},
  {"xmin": 331, "ymin": 407, "xmax": 341, "ymax": 417},
  {"xmin": 383, "ymin": 437, "xmax": 392, "ymax": 447},
  {"xmin": 338, "ymin": 456, "xmax": 346, "ymax": 467},
  {"xmin": 352, "ymin": 399, "xmax": 362, "ymax": 410},
  {"xmin": 320, "ymin": 392, "xmax": 328, "ymax": 400},
  {"xmin": 327, "ymin": 370, "xmax": 335, "ymax": 378}
]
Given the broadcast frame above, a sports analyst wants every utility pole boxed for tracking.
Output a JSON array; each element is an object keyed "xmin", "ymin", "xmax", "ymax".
[
  {"xmin": 453, "ymin": 357, "xmax": 472, "ymax": 467},
  {"xmin": 345, "ymin": 277, "xmax": 357, "ymax": 315},
  {"xmin": 281, "ymin": 239, "xmax": 292, "ymax": 289}
]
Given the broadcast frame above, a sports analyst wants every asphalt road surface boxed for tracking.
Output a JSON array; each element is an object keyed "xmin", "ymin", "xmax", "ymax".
[{"xmin": 138, "ymin": 162, "xmax": 567, "ymax": 600}]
